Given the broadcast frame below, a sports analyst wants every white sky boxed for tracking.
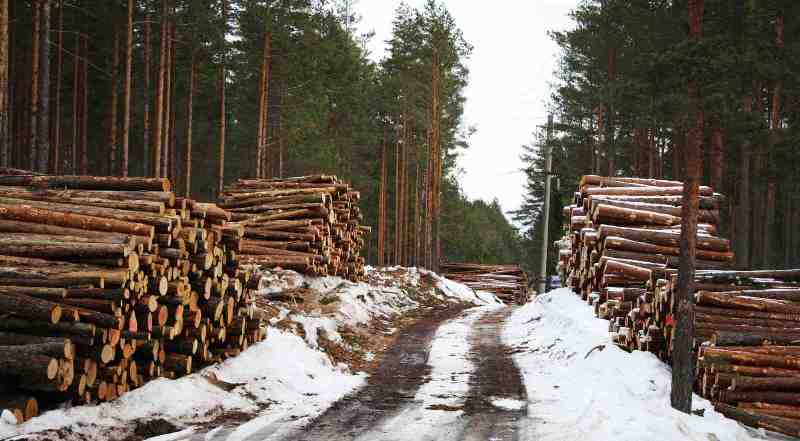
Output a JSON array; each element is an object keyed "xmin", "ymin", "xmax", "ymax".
[{"xmin": 355, "ymin": 0, "xmax": 577, "ymax": 218}]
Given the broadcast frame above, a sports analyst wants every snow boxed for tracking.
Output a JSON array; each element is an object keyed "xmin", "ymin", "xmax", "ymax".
[
  {"xmin": 0, "ymin": 266, "xmax": 498, "ymax": 440},
  {"xmin": 0, "ymin": 329, "xmax": 366, "ymax": 440},
  {"xmin": 489, "ymin": 398, "xmax": 526, "ymax": 411},
  {"xmin": 504, "ymin": 288, "xmax": 780, "ymax": 441},
  {"xmin": 365, "ymin": 305, "xmax": 499, "ymax": 439}
]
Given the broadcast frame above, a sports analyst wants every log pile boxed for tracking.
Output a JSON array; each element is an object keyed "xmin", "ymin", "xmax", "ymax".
[
  {"xmin": 218, "ymin": 175, "xmax": 370, "ymax": 281},
  {"xmin": 555, "ymin": 175, "xmax": 733, "ymax": 352},
  {"xmin": 690, "ymin": 270, "xmax": 800, "ymax": 437},
  {"xmin": 0, "ymin": 173, "xmax": 266, "ymax": 420},
  {"xmin": 439, "ymin": 262, "xmax": 529, "ymax": 304},
  {"xmin": 557, "ymin": 175, "xmax": 800, "ymax": 437}
]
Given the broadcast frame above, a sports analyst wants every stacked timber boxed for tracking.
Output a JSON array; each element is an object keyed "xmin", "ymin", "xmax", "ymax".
[
  {"xmin": 555, "ymin": 175, "xmax": 734, "ymax": 351},
  {"xmin": 439, "ymin": 262, "xmax": 529, "ymax": 304},
  {"xmin": 0, "ymin": 173, "xmax": 265, "ymax": 418},
  {"xmin": 218, "ymin": 175, "xmax": 370, "ymax": 281},
  {"xmin": 688, "ymin": 271, "xmax": 800, "ymax": 437}
]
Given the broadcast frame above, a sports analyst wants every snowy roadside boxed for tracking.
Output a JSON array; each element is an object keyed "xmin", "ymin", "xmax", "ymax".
[
  {"xmin": 0, "ymin": 267, "xmax": 498, "ymax": 441},
  {"xmin": 504, "ymin": 288, "xmax": 786, "ymax": 441}
]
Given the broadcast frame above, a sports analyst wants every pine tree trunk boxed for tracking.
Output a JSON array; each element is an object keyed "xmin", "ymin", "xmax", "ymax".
[
  {"xmin": 185, "ymin": 52, "xmax": 194, "ymax": 197},
  {"xmin": 256, "ymin": 33, "xmax": 268, "ymax": 179},
  {"xmin": 120, "ymin": 0, "xmax": 133, "ymax": 177},
  {"xmin": 672, "ymin": 0, "xmax": 703, "ymax": 414},
  {"xmin": 217, "ymin": 0, "xmax": 227, "ymax": 195},
  {"xmin": 36, "ymin": 0, "xmax": 50, "ymax": 173},
  {"xmin": 152, "ymin": 0, "xmax": 167, "ymax": 178},
  {"xmin": 162, "ymin": 24, "xmax": 172, "ymax": 180},
  {"xmin": 737, "ymin": 94, "xmax": 752, "ymax": 269},
  {"xmin": 710, "ymin": 125, "xmax": 723, "ymax": 191},
  {"xmin": 30, "ymin": 0, "xmax": 40, "ymax": 171},
  {"xmin": 79, "ymin": 33, "xmax": 88, "ymax": 175},
  {"xmin": 0, "ymin": 0, "xmax": 8, "ymax": 168},
  {"xmin": 107, "ymin": 31, "xmax": 120, "ymax": 175},
  {"xmin": 71, "ymin": 33, "xmax": 78, "ymax": 174},
  {"xmin": 378, "ymin": 128, "xmax": 387, "ymax": 266},
  {"xmin": 51, "ymin": 0, "xmax": 62, "ymax": 174},
  {"xmin": 142, "ymin": 11, "xmax": 151, "ymax": 176}
]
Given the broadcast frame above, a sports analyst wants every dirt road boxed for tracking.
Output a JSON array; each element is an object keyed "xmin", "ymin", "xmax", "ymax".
[{"xmin": 268, "ymin": 305, "xmax": 527, "ymax": 441}]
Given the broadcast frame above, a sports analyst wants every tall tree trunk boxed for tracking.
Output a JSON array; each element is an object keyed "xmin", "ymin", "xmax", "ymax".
[
  {"xmin": 256, "ymin": 32, "xmax": 268, "ymax": 179},
  {"xmin": 168, "ymin": 25, "xmax": 176, "ymax": 184},
  {"xmin": 0, "ymin": 0, "xmax": 8, "ymax": 168},
  {"xmin": 606, "ymin": 46, "xmax": 616, "ymax": 176},
  {"xmin": 394, "ymin": 124, "xmax": 402, "ymax": 266},
  {"xmin": 217, "ymin": 0, "xmax": 227, "ymax": 195},
  {"xmin": 29, "ymin": 0, "xmax": 40, "ymax": 171},
  {"xmin": 672, "ymin": 0, "xmax": 703, "ymax": 414},
  {"xmin": 79, "ymin": 33, "xmax": 87, "ymax": 175},
  {"xmin": 648, "ymin": 127, "xmax": 656, "ymax": 178},
  {"xmin": 152, "ymin": 0, "xmax": 167, "ymax": 178},
  {"xmin": 414, "ymin": 130, "xmax": 421, "ymax": 266},
  {"xmin": 108, "ymin": 32, "xmax": 120, "ymax": 175},
  {"xmin": 710, "ymin": 125, "xmax": 723, "ymax": 190},
  {"xmin": 161, "ymin": 23, "xmax": 172, "ymax": 180},
  {"xmin": 120, "ymin": 0, "xmax": 133, "ymax": 177},
  {"xmin": 142, "ymin": 11, "xmax": 151, "ymax": 176},
  {"xmin": 763, "ymin": 13, "xmax": 784, "ymax": 269},
  {"xmin": 784, "ymin": 190, "xmax": 792, "ymax": 268},
  {"xmin": 184, "ymin": 52, "xmax": 194, "ymax": 197},
  {"xmin": 737, "ymin": 95, "xmax": 752, "ymax": 269},
  {"xmin": 71, "ymin": 32, "xmax": 78, "ymax": 174},
  {"xmin": 36, "ymin": 0, "xmax": 50, "ymax": 173},
  {"xmin": 51, "ymin": 0, "xmax": 62, "ymax": 173},
  {"xmin": 378, "ymin": 128, "xmax": 387, "ymax": 266}
]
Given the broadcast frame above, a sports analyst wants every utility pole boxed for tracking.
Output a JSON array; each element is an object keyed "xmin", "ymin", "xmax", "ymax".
[{"xmin": 538, "ymin": 114, "xmax": 554, "ymax": 295}]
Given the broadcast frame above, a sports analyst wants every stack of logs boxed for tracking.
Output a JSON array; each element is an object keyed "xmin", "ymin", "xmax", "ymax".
[
  {"xmin": 218, "ymin": 175, "xmax": 370, "ymax": 281},
  {"xmin": 439, "ymin": 262, "xmax": 529, "ymax": 305},
  {"xmin": 557, "ymin": 175, "xmax": 800, "ymax": 437},
  {"xmin": 555, "ymin": 175, "xmax": 734, "ymax": 354},
  {"xmin": 0, "ymin": 172, "xmax": 266, "ymax": 422}
]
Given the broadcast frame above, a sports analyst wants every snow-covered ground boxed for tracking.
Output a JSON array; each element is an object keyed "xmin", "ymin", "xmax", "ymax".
[
  {"xmin": 0, "ymin": 267, "xmax": 498, "ymax": 440},
  {"xmin": 504, "ymin": 288, "xmax": 783, "ymax": 441}
]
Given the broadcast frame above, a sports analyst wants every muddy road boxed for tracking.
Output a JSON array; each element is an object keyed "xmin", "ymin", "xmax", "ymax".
[{"xmin": 272, "ymin": 305, "xmax": 527, "ymax": 441}]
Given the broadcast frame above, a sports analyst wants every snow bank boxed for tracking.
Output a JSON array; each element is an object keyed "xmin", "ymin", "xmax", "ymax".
[
  {"xmin": 0, "ymin": 329, "xmax": 365, "ymax": 440},
  {"xmin": 505, "ymin": 288, "xmax": 776, "ymax": 441},
  {"xmin": 2, "ymin": 267, "xmax": 495, "ymax": 440}
]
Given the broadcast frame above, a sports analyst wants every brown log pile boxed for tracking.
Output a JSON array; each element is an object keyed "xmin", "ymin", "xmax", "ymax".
[
  {"xmin": 555, "ymin": 175, "xmax": 732, "ymax": 353},
  {"xmin": 219, "ymin": 175, "xmax": 370, "ymax": 281},
  {"xmin": 556, "ymin": 175, "xmax": 800, "ymax": 437},
  {"xmin": 439, "ymin": 262, "xmax": 529, "ymax": 305},
  {"xmin": 0, "ymin": 172, "xmax": 266, "ymax": 421}
]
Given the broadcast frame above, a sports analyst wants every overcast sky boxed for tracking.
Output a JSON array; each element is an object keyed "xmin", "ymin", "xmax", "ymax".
[{"xmin": 355, "ymin": 1, "xmax": 577, "ymax": 219}]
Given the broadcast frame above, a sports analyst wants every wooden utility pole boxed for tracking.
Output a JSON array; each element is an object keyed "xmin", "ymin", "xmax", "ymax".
[
  {"xmin": 218, "ymin": 0, "xmax": 227, "ymax": 195},
  {"xmin": 671, "ymin": 0, "xmax": 704, "ymax": 414},
  {"xmin": 121, "ymin": 0, "xmax": 133, "ymax": 177},
  {"xmin": 153, "ymin": 0, "xmax": 167, "ymax": 178},
  {"xmin": 108, "ymin": 32, "xmax": 120, "ymax": 175},
  {"xmin": 142, "ymin": 11, "xmax": 151, "ymax": 176},
  {"xmin": 29, "ymin": 0, "xmax": 40, "ymax": 170},
  {"xmin": 0, "ymin": 0, "xmax": 9, "ymax": 167},
  {"xmin": 538, "ymin": 115, "xmax": 554, "ymax": 295},
  {"xmin": 185, "ymin": 52, "xmax": 195, "ymax": 197}
]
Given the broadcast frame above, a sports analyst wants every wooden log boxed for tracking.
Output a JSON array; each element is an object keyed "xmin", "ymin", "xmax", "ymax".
[
  {"xmin": 0, "ymin": 175, "xmax": 170, "ymax": 191},
  {"xmin": 0, "ymin": 203, "xmax": 154, "ymax": 237}
]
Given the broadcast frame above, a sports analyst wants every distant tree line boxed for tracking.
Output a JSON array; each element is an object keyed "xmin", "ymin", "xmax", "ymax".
[
  {"xmin": 515, "ymin": 0, "xmax": 800, "ymax": 274},
  {"xmin": 0, "ymin": 0, "xmax": 527, "ymax": 269}
]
